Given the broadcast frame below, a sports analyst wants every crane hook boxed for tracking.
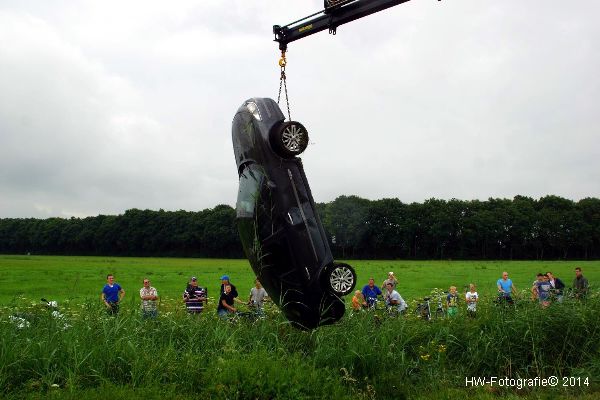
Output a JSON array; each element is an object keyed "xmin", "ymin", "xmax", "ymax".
[{"xmin": 278, "ymin": 50, "xmax": 287, "ymax": 68}]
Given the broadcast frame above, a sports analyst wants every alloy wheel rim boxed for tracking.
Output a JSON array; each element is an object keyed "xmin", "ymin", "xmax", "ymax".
[
  {"xmin": 330, "ymin": 266, "xmax": 354, "ymax": 293},
  {"xmin": 282, "ymin": 124, "xmax": 305, "ymax": 152}
]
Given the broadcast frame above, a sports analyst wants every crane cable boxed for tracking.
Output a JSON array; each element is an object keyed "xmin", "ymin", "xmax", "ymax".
[{"xmin": 277, "ymin": 50, "xmax": 292, "ymax": 121}]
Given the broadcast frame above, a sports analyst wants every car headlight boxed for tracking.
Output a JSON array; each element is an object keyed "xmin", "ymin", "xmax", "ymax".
[{"xmin": 246, "ymin": 101, "xmax": 262, "ymax": 121}]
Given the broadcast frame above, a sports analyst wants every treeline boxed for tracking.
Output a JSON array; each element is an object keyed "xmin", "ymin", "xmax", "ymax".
[
  {"xmin": 1, "ymin": 195, "xmax": 599, "ymax": 259},
  {"xmin": 0, "ymin": 206, "xmax": 241, "ymax": 258},
  {"xmin": 321, "ymin": 195, "xmax": 600, "ymax": 260}
]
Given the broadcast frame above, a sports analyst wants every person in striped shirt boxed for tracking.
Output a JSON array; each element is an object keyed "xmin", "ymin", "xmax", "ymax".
[{"xmin": 183, "ymin": 276, "xmax": 207, "ymax": 313}]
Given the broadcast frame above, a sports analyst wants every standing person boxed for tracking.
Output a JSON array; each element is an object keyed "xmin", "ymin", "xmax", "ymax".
[
  {"xmin": 139, "ymin": 278, "xmax": 159, "ymax": 319},
  {"xmin": 496, "ymin": 271, "xmax": 516, "ymax": 305},
  {"xmin": 534, "ymin": 273, "xmax": 552, "ymax": 308},
  {"xmin": 383, "ymin": 282, "xmax": 407, "ymax": 314},
  {"xmin": 361, "ymin": 278, "xmax": 382, "ymax": 308},
  {"xmin": 351, "ymin": 290, "xmax": 367, "ymax": 311},
  {"xmin": 101, "ymin": 274, "xmax": 125, "ymax": 315},
  {"xmin": 248, "ymin": 279, "xmax": 269, "ymax": 315},
  {"xmin": 573, "ymin": 267, "xmax": 589, "ymax": 299},
  {"xmin": 220, "ymin": 275, "xmax": 238, "ymax": 298},
  {"xmin": 217, "ymin": 284, "xmax": 237, "ymax": 318},
  {"xmin": 546, "ymin": 271, "xmax": 565, "ymax": 302},
  {"xmin": 446, "ymin": 286, "xmax": 459, "ymax": 317},
  {"xmin": 465, "ymin": 284, "xmax": 478, "ymax": 317},
  {"xmin": 183, "ymin": 277, "xmax": 207, "ymax": 314},
  {"xmin": 381, "ymin": 272, "xmax": 398, "ymax": 291}
]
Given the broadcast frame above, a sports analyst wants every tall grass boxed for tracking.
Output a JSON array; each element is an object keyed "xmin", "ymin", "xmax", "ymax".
[{"xmin": 1, "ymin": 295, "xmax": 599, "ymax": 399}]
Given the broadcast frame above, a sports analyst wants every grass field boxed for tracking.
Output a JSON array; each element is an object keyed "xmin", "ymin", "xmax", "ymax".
[
  {"xmin": 1, "ymin": 255, "xmax": 600, "ymax": 399},
  {"xmin": 0, "ymin": 255, "xmax": 598, "ymax": 305}
]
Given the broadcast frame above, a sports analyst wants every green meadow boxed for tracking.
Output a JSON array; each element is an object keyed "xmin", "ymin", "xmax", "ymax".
[
  {"xmin": 1, "ymin": 255, "xmax": 600, "ymax": 399},
  {"xmin": 0, "ymin": 255, "xmax": 598, "ymax": 305}
]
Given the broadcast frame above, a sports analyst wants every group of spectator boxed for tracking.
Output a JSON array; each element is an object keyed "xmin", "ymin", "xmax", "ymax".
[
  {"xmin": 101, "ymin": 267, "xmax": 591, "ymax": 320},
  {"xmin": 348, "ymin": 267, "xmax": 591, "ymax": 318},
  {"xmin": 100, "ymin": 274, "xmax": 269, "ymax": 319},
  {"xmin": 352, "ymin": 272, "xmax": 408, "ymax": 313},
  {"xmin": 530, "ymin": 267, "xmax": 589, "ymax": 307},
  {"xmin": 498, "ymin": 267, "xmax": 590, "ymax": 307}
]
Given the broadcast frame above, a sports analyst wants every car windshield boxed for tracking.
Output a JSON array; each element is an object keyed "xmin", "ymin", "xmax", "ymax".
[{"xmin": 236, "ymin": 165, "xmax": 264, "ymax": 218}]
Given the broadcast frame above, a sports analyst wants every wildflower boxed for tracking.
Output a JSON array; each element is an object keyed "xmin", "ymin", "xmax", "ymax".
[
  {"xmin": 420, "ymin": 354, "xmax": 430, "ymax": 361},
  {"xmin": 340, "ymin": 368, "xmax": 357, "ymax": 383},
  {"xmin": 9, "ymin": 315, "xmax": 30, "ymax": 329},
  {"xmin": 438, "ymin": 344, "xmax": 446, "ymax": 353}
]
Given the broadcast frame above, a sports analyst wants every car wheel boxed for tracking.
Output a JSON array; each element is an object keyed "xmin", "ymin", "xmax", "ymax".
[
  {"xmin": 270, "ymin": 121, "xmax": 309, "ymax": 158},
  {"xmin": 326, "ymin": 262, "xmax": 356, "ymax": 297}
]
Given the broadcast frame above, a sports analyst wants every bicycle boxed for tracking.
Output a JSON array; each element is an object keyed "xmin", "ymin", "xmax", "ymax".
[
  {"xmin": 415, "ymin": 297, "xmax": 432, "ymax": 320},
  {"xmin": 226, "ymin": 303, "xmax": 268, "ymax": 323},
  {"xmin": 414, "ymin": 291, "xmax": 446, "ymax": 320},
  {"xmin": 494, "ymin": 292, "xmax": 515, "ymax": 307},
  {"xmin": 9, "ymin": 298, "xmax": 70, "ymax": 330}
]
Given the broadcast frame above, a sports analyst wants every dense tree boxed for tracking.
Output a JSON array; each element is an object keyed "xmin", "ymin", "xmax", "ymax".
[
  {"xmin": 364, "ymin": 198, "xmax": 407, "ymax": 259},
  {"xmin": 322, "ymin": 195, "xmax": 370, "ymax": 258},
  {"xmin": 0, "ymin": 196, "xmax": 599, "ymax": 259}
]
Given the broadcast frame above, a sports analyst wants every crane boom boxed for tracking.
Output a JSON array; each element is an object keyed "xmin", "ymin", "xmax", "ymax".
[{"xmin": 273, "ymin": 0, "xmax": 420, "ymax": 51}]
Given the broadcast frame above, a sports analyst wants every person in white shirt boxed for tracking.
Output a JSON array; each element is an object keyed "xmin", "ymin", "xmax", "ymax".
[
  {"xmin": 465, "ymin": 283, "xmax": 478, "ymax": 317},
  {"xmin": 139, "ymin": 278, "xmax": 158, "ymax": 318},
  {"xmin": 384, "ymin": 282, "xmax": 407, "ymax": 314}
]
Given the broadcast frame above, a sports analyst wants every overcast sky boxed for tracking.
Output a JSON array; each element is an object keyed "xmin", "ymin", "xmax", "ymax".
[{"xmin": 1, "ymin": 0, "xmax": 599, "ymax": 218}]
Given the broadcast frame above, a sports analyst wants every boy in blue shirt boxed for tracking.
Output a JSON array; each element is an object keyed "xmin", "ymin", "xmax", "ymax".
[
  {"xmin": 102, "ymin": 274, "xmax": 125, "ymax": 315},
  {"xmin": 534, "ymin": 273, "xmax": 552, "ymax": 307}
]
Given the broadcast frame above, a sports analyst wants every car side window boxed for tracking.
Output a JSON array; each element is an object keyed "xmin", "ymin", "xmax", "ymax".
[{"xmin": 236, "ymin": 165, "xmax": 264, "ymax": 218}]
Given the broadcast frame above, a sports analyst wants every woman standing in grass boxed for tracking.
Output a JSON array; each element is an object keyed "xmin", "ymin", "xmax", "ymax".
[
  {"xmin": 546, "ymin": 271, "xmax": 565, "ymax": 302},
  {"xmin": 381, "ymin": 272, "xmax": 398, "ymax": 291}
]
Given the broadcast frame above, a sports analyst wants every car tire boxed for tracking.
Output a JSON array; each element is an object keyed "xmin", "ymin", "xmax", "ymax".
[
  {"xmin": 324, "ymin": 262, "xmax": 356, "ymax": 297},
  {"xmin": 270, "ymin": 121, "xmax": 309, "ymax": 158}
]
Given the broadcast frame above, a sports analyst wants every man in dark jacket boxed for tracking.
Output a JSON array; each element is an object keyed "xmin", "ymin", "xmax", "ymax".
[{"xmin": 573, "ymin": 267, "xmax": 589, "ymax": 299}]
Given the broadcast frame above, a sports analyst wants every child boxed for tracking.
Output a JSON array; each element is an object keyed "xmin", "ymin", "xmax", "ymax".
[
  {"xmin": 446, "ymin": 286, "xmax": 458, "ymax": 317},
  {"xmin": 351, "ymin": 290, "xmax": 367, "ymax": 311},
  {"xmin": 535, "ymin": 273, "xmax": 552, "ymax": 308},
  {"xmin": 465, "ymin": 283, "xmax": 478, "ymax": 317}
]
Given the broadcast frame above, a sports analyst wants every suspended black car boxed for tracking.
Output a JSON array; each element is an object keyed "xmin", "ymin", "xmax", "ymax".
[{"xmin": 232, "ymin": 97, "xmax": 356, "ymax": 329}]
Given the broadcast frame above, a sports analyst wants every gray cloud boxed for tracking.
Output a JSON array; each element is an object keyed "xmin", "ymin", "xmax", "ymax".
[{"xmin": 1, "ymin": 1, "xmax": 599, "ymax": 218}]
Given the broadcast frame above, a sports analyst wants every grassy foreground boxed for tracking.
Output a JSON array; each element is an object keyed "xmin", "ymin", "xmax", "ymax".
[{"xmin": 1, "ymin": 256, "xmax": 600, "ymax": 399}]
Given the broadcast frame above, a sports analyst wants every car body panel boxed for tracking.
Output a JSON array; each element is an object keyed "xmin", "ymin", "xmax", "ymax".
[{"xmin": 232, "ymin": 98, "xmax": 346, "ymax": 328}]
